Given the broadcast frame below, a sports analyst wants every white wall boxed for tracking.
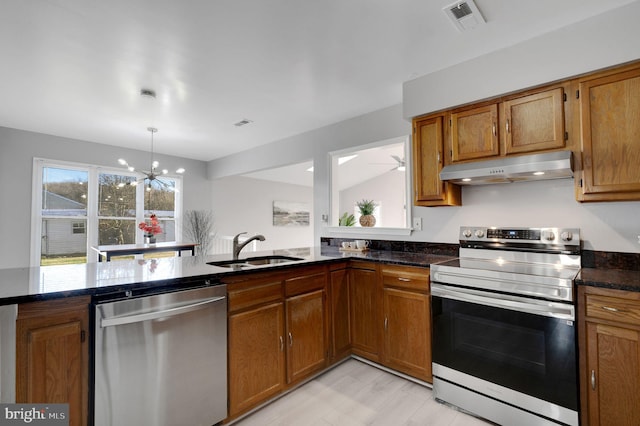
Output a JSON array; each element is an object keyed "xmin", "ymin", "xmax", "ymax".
[
  {"xmin": 403, "ymin": 1, "xmax": 640, "ymax": 119},
  {"xmin": 0, "ymin": 127, "xmax": 211, "ymax": 269},
  {"xmin": 339, "ymin": 170, "xmax": 406, "ymax": 228},
  {"xmin": 207, "ymin": 104, "xmax": 410, "ymax": 248},
  {"xmin": 210, "ymin": 176, "xmax": 313, "ymax": 251},
  {"xmin": 206, "ymin": 1, "xmax": 640, "ymax": 254},
  {"xmin": 413, "ymin": 179, "xmax": 640, "ymax": 252}
]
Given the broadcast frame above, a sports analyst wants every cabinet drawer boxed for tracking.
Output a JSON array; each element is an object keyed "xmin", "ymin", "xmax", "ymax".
[
  {"xmin": 381, "ymin": 265, "xmax": 429, "ymax": 291},
  {"xmin": 585, "ymin": 294, "xmax": 640, "ymax": 325},
  {"xmin": 228, "ymin": 281, "xmax": 283, "ymax": 313},
  {"xmin": 285, "ymin": 272, "xmax": 326, "ymax": 297}
]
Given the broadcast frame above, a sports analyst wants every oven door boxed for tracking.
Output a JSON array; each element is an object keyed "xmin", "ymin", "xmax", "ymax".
[{"xmin": 431, "ymin": 283, "xmax": 578, "ymax": 412}]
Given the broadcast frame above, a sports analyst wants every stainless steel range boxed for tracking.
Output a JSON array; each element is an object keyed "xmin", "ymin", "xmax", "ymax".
[{"xmin": 430, "ymin": 226, "xmax": 581, "ymax": 426}]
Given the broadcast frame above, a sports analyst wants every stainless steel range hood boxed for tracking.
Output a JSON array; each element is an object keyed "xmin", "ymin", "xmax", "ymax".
[{"xmin": 439, "ymin": 150, "xmax": 573, "ymax": 185}]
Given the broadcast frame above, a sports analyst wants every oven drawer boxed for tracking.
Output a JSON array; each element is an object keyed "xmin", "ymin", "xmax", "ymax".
[{"xmin": 585, "ymin": 294, "xmax": 640, "ymax": 325}]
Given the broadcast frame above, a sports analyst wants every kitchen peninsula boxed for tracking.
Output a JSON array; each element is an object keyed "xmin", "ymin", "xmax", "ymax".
[{"xmin": 0, "ymin": 245, "xmax": 451, "ymax": 426}]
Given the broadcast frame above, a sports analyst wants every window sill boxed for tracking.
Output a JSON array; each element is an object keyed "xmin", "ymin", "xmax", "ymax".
[{"xmin": 323, "ymin": 226, "xmax": 413, "ymax": 237}]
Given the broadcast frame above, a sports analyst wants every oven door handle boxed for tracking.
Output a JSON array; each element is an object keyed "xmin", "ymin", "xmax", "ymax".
[{"xmin": 431, "ymin": 283, "xmax": 575, "ymax": 320}]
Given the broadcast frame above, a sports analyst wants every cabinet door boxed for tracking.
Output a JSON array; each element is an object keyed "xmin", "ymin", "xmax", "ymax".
[
  {"xmin": 450, "ymin": 104, "xmax": 499, "ymax": 162},
  {"xmin": 413, "ymin": 115, "xmax": 461, "ymax": 206},
  {"xmin": 228, "ymin": 302, "xmax": 285, "ymax": 416},
  {"xmin": 580, "ymin": 67, "xmax": 640, "ymax": 199},
  {"xmin": 16, "ymin": 297, "xmax": 89, "ymax": 426},
  {"xmin": 586, "ymin": 321, "xmax": 640, "ymax": 426},
  {"xmin": 285, "ymin": 289, "xmax": 327, "ymax": 383},
  {"xmin": 330, "ymin": 268, "xmax": 351, "ymax": 361},
  {"xmin": 382, "ymin": 288, "xmax": 431, "ymax": 382},
  {"xmin": 350, "ymin": 267, "xmax": 380, "ymax": 360},
  {"xmin": 502, "ymin": 88, "xmax": 565, "ymax": 155}
]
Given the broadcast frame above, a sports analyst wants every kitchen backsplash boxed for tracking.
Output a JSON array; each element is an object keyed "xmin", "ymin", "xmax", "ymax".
[{"xmin": 321, "ymin": 238, "xmax": 640, "ymax": 271}]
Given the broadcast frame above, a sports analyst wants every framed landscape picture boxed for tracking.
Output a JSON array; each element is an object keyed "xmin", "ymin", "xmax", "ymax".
[{"xmin": 273, "ymin": 201, "xmax": 310, "ymax": 226}]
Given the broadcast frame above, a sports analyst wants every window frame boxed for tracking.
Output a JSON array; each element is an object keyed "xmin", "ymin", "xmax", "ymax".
[
  {"xmin": 325, "ymin": 136, "xmax": 413, "ymax": 237},
  {"xmin": 31, "ymin": 158, "xmax": 183, "ymax": 266}
]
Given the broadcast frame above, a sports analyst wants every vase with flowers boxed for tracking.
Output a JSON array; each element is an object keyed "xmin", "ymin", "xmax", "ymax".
[{"xmin": 139, "ymin": 213, "xmax": 162, "ymax": 244}]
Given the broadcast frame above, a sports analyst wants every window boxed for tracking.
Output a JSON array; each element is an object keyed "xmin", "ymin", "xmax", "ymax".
[
  {"xmin": 328, "ymin": 136, "xmax": 412, "ymax": 235},
  {"xmin": 39, "ymin": 166, "xmax": 89, "ymax": 265},
  {"xmin": 98, "ymin": 172, "xmax": 137, "ymax": 245},
  {"xmin": 31, "ymin": 159, "xmax": 182, "ymax": 266},
  {"xmin": 72, "ymin": 222, "xmax": 86, "ymax": 234}
]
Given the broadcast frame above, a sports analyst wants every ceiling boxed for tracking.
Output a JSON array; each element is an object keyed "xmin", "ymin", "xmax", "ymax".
[
  {"xmin": 243, "ymin": 138, "xmax": 406, "ymax": 189},
  {"xmin": 1, "ymin": 0, "xmax": 635, "ymax": 162}
]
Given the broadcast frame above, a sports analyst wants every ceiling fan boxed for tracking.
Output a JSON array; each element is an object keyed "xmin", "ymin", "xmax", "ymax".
[
  {"xmin": 370, "ymin": 155, "xmax": 406, "ymax": 171},
  {"xmin": 117, "ymin": 127, "xmax": 185, "ymax": 191}
]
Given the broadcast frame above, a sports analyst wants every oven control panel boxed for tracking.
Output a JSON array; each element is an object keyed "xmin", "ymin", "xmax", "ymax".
[{"xmin": 459, "ymin": 226, "xmax": 580, "ymax": 246}]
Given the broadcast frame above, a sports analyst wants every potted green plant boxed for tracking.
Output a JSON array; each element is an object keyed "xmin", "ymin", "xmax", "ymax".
[
  {"xmin": 356, "ymin": 199, "xmax": 377, "ymax": 227},
  {"xmin": 339, "ymin": 212, "xmax": 356, "ymax": 226}
]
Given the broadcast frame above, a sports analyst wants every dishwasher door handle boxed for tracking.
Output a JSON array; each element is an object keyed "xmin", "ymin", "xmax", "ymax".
[{"xmin": 101, "ymin": 296, "xmax": 226, "ymax": 328}]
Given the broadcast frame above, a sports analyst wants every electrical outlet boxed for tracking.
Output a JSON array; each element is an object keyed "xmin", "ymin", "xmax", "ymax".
[{"xmin": 413, "ymin": 218, "xmax": 422, "ymax": 231}]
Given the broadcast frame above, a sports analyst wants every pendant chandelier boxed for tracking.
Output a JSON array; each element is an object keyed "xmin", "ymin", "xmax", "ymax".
[
  {"xmin": 117, "ymin": 89, "xmax": 185, "ymax": 190},
  {"xmin": 118, "ymin": 127, "xmax": 185, "ymax": 190}
]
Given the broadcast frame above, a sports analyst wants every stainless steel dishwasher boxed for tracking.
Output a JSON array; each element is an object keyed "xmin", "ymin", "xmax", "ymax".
[{"xmin": 94, "ymin": 284, "xmax": 227, "ymax": 426}]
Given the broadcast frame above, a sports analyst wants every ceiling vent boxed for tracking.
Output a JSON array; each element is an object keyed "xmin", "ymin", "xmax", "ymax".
[
  {"xmin": 233, "ymin": 119, "xmax": 253, "ymax": 127},
  {"xmin": 443, "ymin": 0, "xmax": 486, "ymax": 32}
]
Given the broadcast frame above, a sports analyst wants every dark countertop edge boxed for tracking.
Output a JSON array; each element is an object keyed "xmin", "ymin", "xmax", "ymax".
[
  {"xmin": 0, "ymin": 249, "xmax": 453, "ymax": 306},
  {"xmin": 576, "ymin": 267, "xmax": 640, "ymax": 293}
]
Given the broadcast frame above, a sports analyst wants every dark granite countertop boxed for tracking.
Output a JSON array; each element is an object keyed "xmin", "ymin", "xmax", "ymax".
[
  {"xmin": 576, "ymin": 267, "xmax": 640, "ymax": 292},
  {"xmin": 0, "ymin": 247, "xmax": 453, "ymax": 305}
]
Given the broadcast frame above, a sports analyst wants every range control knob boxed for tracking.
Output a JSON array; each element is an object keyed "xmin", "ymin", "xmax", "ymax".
[
  {"xmin": 561, "ymin": 231, "xmax": 573, "ymax": 241},
  {"xmin": 474, "ymin": 229, "xmax": 485, "ymax": 238},
  {"xmin": 462, "ymin": 229, "xmax": 472, "ymax": 238},
  {"xmin": 543, "ymin": 231, "xmax": 556, "ymax": 241}
]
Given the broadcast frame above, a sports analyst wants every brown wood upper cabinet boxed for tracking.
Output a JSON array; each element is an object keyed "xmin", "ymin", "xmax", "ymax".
[
  {"xmin": 578, "ymin": 64, "xmax": 640, "ymax": 201},
  {"xmin": 449, "ymin": 87, "xmax": 566, "ymax": 163},
  {"xmin": 501, "ymin": 88, "xmax": 565, "ymax": 155},
  {"xmin": 578, "ymin": 286, "xmax": 640, "ymax": 425},
  {"xmin": 16, "ymin": 296, "xmax": 90, "ymax": 426},
  {"xmin": 412, "ymin": 114, "xmax": 461, "ymax": 207},
  {"xmin": 450, "ymin": 103, "xmax": 500, "ymax": 162}
]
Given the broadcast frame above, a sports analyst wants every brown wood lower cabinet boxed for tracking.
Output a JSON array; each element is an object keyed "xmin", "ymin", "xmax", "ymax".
[
  {"xmin": 226, "ymin": 266, "xmax": 328, "ymax": 420},
  {"xmin": 228, "ymin": 301, "xmax": 286, "ymax": 417},
  {"xmin": 579, "ymin": 286, "xmax": 640, "ymax": 426},
  {"xmin": 349, "ymin": 263, "xmax": 380, "ymax": 361},
  {"xmin": 330, "ymin": 265, "xmax": 351, "ymax": 362},
  {"xmin": 226, "ymin": 261, "xmax": 433, "ymax": 421},
  {"xmin": 381, "ymin": 265, "xmax": 431, "ymax": 382},
  {"xmin": 285, "ymin": 289, "xmax": 326, "ymax": 383},
  {"xmin": 284, "ymin": 271, "xmax": 329, "ymax": 384},
  {"xmin": 16, "ymin": 296, "xmax": 90, "ymax": 426}
]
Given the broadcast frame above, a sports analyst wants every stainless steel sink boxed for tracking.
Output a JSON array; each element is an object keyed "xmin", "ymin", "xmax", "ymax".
[{"xmin": 208, "ymin": 255, "xmax": 304, "ymax": 268}]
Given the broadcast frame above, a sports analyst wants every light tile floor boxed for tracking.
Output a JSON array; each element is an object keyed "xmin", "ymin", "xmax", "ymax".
[{"xmin": 233, "ymin": 359, "xmax": 492, "ymax": 426}]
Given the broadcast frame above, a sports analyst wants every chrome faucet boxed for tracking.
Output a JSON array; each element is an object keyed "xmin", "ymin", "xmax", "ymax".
[{"xmin": 232, "ymin": 232, "xmax": 266, "ymax": 260}]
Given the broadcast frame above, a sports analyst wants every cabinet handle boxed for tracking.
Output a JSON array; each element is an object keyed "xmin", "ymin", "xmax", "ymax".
[
  {"xmin": 384, "ymin": 317, "xmax": 388, "ymax": 330},
  {"xmin": 288, "ymin": 332, "xmax": 293, "ymax": 347},
  {"xmin": 602, "ymin": 305, "xmax": 627, "ymax": 313},
  {"xmin": 506, "ymin": 119, "xmax": 510, "ymax": 134},
  {"xmin": 492, "ymin": 122, "xmax": 497, "ymax": 136},
  {"xmin": 437, "ymin": 152, "xmax": 441, "ymax": 163},
  {"xmin": 398, "ymin": 277, "xmax": 411, "ymax": 282},
  {"xmin": 591, "ymin": 370, "xmax": 596, "ymax": 390},
  {"xmin": 280, "ymin": 336, "xmax": 284, "ymax": 352}
]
